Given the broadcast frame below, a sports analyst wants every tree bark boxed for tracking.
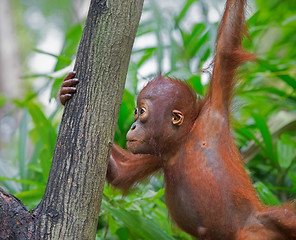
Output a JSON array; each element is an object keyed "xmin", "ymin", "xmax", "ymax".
[{"xmin": 0, "ymin": 0, "xmax": 143, "ymax": 239}]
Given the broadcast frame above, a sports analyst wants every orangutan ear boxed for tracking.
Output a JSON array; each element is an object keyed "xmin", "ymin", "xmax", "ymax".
[{"xmin": 172, "ymin": 110, "xmax": 184, "ymax": 126}]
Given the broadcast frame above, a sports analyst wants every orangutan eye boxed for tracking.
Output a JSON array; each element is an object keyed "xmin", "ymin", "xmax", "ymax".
[
  {"xmin": 139, "ymin": 107, "xmax": 148, "ymax": 122},
  {"xmin": 134, "ymin": 108, "xmax": 138, "ymax": 115},
  {"xmin": 140, "ymin": 108, "xmax": 146, "ymax": 115}
]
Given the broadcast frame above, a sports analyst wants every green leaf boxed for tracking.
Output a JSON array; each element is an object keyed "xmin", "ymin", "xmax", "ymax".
[
  {"xmin": 27, "ymin": 164, "xmax": 43, "ymax": 174},
  {"xmin": 276, "ymin": 134, "xmax": 296, "ymax": 169},
  {"xmin": 108, "ymin": 213, "xmax": 118, "ymax": 235},
  {"xmin": 251, "ymin": 113, "xmax": 274, "ymax": 162},
  {"xmin": 254, "ymin": 182, "xmax": 280, "ymax": 206},
  {"xmin": 39, "ymin": 146, "xmax": 52, "ymax": 180},
  {"xmin": 289, "ymin": 172, "xmax": 296, "ymax": 192},
  {"xmin": 152, "ymin": 188, "xmax": 165, "ymax": 200},
  {"xmin": 236, "ymin": 127, "xmax": 264, "ymax": 149},
  {"xmin": 50, "ymin": 75, "xmax": 64, "ymax": 100},
  {"xmin": 183, "ymin": 23, "xmax": 209, "ymax": 59},
  {"xmin": 174, "ymin": 0, "xmax": 199, "ymax": 26},
  {"xmin": 0, "ymin": 94, "xmax": 6, "ymax": 108},
  {"xmin": 137, "ymin": 20, "xmax": 154, "ymax": 37},
  {"xmin": 282, "ymin": 15, "xmax": 296, "ymax": 25},
  {"xmin": 18, "ymin": 109, "xmax": 29, "ymax": 189},
  {"xmin": 103, "ymin": 203, "xmax": 174, "ymax": 240},
  {"xmin": 0, "ymin": 162, "xmax": 20, "ymax": 193},
  {"xmin": 25, "ymin": 102, "xmax": 57, "ymax": 180},
  {"xmin": 26, "ymin": 102, "xmax": 57, "ymax": 153},
  {"xmin": 33, "ymin": 49, "xmax": 72, "ymax": 66},
  {"xmin": 137, "ymin": 48, "xmax": 156, "ymax": 68},
  {"xmin": 54, "ymin": 23, "xmax": 83, "ymax": 71},
  {"xmin": 115, "ymin": 89, "xmax": 135, "ymax": 147},
  {"xmin": 135, "ymin": 188, "xmax": 164, "ymax": 201},
  {"xmin": 186, "ymin": 75, "xmax": 204, "ymax": 95},
  {"xmin": 0, "ymin": 177, "xmax": 42, "ymax": 186},
  {"xmin": 278, "ymin": 75, "xmax": 296, "ymax": 89},
  {"xmin": 15, "ymin": 186, "xmax": 46, "ymax": 209},
  {"xmin": 199, "ymin": 47, "xmax": 211, "ymax": 68},
  {"xmin": 116, "ymin": 227, "xmax": 130, "ymax": 240},
  {"xmin": 29, "ymin": 140, "xmax": 44, "ymax": 165},
  {"xmin": 256, "ymin": 58, "xmax": 278, "ymax": 72},
  {"xmin": 126, "ymin": 62, "xmax": 139, "ymax": 95}
]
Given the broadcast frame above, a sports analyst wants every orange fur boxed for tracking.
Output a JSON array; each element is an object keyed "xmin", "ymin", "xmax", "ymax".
[
  {"xmin": 56, "ymin": 0, "xmax": 296, "ymax": 238},
  {"xmin": 105, "ymin": 0, "xmax": 296, "ymax": 238},
  {"xmin": 105, "ymin": 0, "xmax": 296, "ymax": 239},
  {"xmin": 107, "ymin": 144, "xmax": 162, "ymax": 193}
]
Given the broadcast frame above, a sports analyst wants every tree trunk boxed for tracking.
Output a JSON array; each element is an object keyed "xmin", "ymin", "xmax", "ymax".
[{"xmin": 0, "ymin": 0, "xmax": 143, "ymax": 239}]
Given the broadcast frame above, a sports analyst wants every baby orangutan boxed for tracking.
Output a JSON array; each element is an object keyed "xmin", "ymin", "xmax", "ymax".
[{"xmin": 59, "ymin": 0, "xmax": 296, "ymax": 239}]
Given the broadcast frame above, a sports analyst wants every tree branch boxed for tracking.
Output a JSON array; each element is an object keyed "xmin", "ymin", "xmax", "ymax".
[{"xmin": 0, "ymin": 0, "xmax": 143, "ymax": 238}]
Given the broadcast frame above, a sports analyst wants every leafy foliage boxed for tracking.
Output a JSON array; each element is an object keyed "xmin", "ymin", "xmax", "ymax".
[{"xmin": 1, "ymin": 0, "xmax": 296, "ymax": 239}]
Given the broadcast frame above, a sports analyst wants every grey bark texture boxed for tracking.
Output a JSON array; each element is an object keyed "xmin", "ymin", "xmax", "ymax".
[{"xmin": 0, "ymin": 0, "xmax": 143, "ymax": 239}]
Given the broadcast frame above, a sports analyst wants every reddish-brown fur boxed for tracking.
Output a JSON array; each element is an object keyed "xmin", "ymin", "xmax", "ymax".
[{"xmin": 60, "ymin": 0, "xmax": 296, "ymax": 239}]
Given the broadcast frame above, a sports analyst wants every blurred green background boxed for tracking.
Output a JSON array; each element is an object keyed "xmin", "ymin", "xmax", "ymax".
[{"xmin": 0, "ymin": 0, "xmax": 295, "ymax": 239}]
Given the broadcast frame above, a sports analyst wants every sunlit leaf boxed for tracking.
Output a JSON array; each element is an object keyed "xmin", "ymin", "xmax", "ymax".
[
  {"xmin": 186, "ymin": 75, "xmax": 204, "ymax": 95},
  {"xmin": 278, "ymin": 75, "xmax": 296, "ymax": 90},
  {"xmin": 108, "ymin": 213, "xmax": 118, "ymax": 235},
  {"xmin": 276, "ymin": 134, "xmax": 296, "ymax": 169},
  {"xmin": 282, "ymin": 15, "xmax": 296, "ymax": 25},
  {"xmin": 251, "ymin": 113, "xmax": 274, "ymax": 162},
  {"xmin": 254, "ymin": 182, "xmax": 280, "ymax": 206}
]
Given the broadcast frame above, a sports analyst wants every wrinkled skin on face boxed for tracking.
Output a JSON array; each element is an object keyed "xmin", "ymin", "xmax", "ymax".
[
  {"xmin": 59, "ymin": 73, "xmax": 198, "ymax": 157},
  {"xmin": 126, "ymin": 98, "xmax": 154, "ymax": 154},
  {"xmin": 126, "ymin": 76, "xmax": 199, "ymax": 156}
]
